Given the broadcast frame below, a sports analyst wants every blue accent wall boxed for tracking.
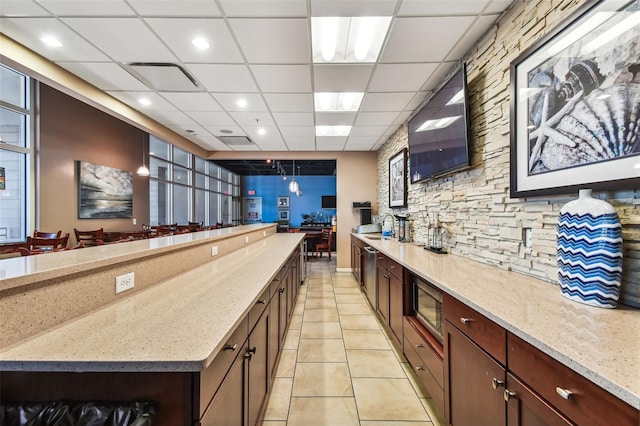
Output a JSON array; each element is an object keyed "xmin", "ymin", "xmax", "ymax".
[{"xmin": 243, "ymin": 175, "xmax": 336, "ymax": 226}]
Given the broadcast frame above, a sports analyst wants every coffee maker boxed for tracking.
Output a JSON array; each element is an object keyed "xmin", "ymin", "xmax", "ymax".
[{"xmin": 394, "ymin": 214, "xmax": 410, "ymax": 242}]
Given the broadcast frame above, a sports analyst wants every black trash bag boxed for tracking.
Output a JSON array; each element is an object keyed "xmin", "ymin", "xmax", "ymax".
[{"xmin": 0, "ymin": 401, "xmax": 156, "ymax": 426}]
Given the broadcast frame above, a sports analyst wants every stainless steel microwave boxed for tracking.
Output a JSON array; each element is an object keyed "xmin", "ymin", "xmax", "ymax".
[{"xmin": 411, "ymin": 274, "xmax": 443, "ymax": 343}]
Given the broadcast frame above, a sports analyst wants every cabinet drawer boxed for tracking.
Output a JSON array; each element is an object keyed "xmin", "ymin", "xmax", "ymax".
[
  {"xmin": 249, "ymin": 287, "xmax": 270, "ymax": 333},
  {"xmin": 376, "ymin": 252, "xmax": 388, "ymax": 270},
  {"xmin": 404, "ymin": 335, "xmax": 444, "ymax": 414},
  {"xmin": 199, "ymin": 316, "xmax": 248, "ymax": 417},
  {"xmin": 508, "ymin": 333, "xmax": 639, "ymax": 426},
  {"xmin": 404, "ymin": 318, "xmax": 444, "ymax": 389},
  {"xmin": 443, "ymin": 293, "xmax": 506, "ymax": 365},
  {"xmin": 386, "ymin": 257, "xmax": 403, "ymax": 280}
]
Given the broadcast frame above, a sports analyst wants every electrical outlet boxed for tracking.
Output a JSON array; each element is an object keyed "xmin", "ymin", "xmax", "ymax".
[
  {"xmin": 211, "ymin": 246, "xmax": 218, "ymax": 256},
  {"xmin": 245, "ymin": 236, "xmax": 249, "ymax": 244},
  {"xmin": 115, "ymin": 272, "xmax": 135, "ymax": 294},
  {"xmin": 133, "ymin": 218, "xmax": 137, "ymax": 225}
]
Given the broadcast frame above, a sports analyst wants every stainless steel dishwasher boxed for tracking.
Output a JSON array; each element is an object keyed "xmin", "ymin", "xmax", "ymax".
[{"xmin": 363, "ymin": 246, "xmax": 378, "ymax": 307}]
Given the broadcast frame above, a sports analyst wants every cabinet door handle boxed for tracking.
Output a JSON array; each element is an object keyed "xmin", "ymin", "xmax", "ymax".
[
  {"xmin": 415, "ymin": 366, "xmax": 425, "ymax": 371},
  {"xmin": 384, "ymin": 274, "xmax": 390, "ymax": 279},
  {"xmin": 415, "ymin": 343, "xmax": 424, "ymax": 348},
  {"xmin": 258, "ymin": 299, "xmax": 267, "ymax": 305},
  {"xmin": 491, "ymin": 378, "xmax": 505, "ymax": 389},
  {"xmin": 503, "ymin": 389, "xmax": 517, "ymax": 401},
  {"xmin": 223, "ymin": 343, "xmax": 238, "ymax": 351},
  {"xmin": 460, "ymin": 317, "xmax": 474, "ymax": 324},
  {"xmin": 555, "ymin": 387, "xmax": 573, "ymax": 400},
  {"xmin": 280, "ymin": 287, "xmax": 286, "ymax": 293},
  {"xmin": 247, "ymin": 346, "xmax": 257, "ymax": 355}
]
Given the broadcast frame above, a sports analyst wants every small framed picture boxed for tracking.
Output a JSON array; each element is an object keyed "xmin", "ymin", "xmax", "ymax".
[
  {"xmin": 278, "ymin": 195, "xmax": 289, "ymax": 208},
  {"xmin": 389, "ymin": 149, "xmax": 407, "ymax": 208},
  {"xmin": 279, "ymin": 210, "xmax": 290, "ymax": 220}
]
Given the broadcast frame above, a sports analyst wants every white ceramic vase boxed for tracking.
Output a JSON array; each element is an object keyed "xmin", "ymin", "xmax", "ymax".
[{"xmin": 557, "ymin": 189, "xmax": 623, "ymax": 308}]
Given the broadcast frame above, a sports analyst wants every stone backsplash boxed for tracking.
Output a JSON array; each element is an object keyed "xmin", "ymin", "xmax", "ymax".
[{"xmin": 376, "ymin": 0, "xmax": 639, "ymax": 308}]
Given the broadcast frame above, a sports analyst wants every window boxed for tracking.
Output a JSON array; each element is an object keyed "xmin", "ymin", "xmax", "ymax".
[
  {"xmin": 0, "ymin": 65, "xmax": 32, "ymax": 242},
  {"xmin": 148, "ymin": 136, "xmax": 240, "ymax": 226}
]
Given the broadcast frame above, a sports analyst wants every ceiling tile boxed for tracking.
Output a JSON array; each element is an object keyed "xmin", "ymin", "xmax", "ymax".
[
  {"xmin": 62, "ymin": 17, "xmax": 178, "ymax": 62},
  {"xmin": 313, "ymin": 64, "xmax": 374, "ymax": 92},
  {"xmin": 0, "ymin": 18, "xmax": 111, "ymax": 61},
  {"xmin": 0, "ymin": 1, "xmax": 49, "ymax": 16},
  {"xmin": 393, "ymin": 111, "xmax": 413, "ymax": 125},
  {"xmin": 105, "ymin": 91, "xmax": 177, "ymax": 111},
  {"xmin": 145, "ymin": 18, "xmax": 244, "ymax": 63},
  {"xmin": 360, "ymin": 92, "xmax": 414, "ymax": 112},
  {"xmin": 56, "ymin": 62, "xmax": 148, "ymax": 91},
  {"xmin": 229, "ymin": 112, "xmax": 276, "ymax": 126},
  {"xmin": 344, "ymin": 136, "xmax": 379, "ymax": 149},
  {"xmin": 203, "ymin": 125, "xmax": 246, "ymax": 136},
  {"xmin": 349, "ymin": 126, "xmax": 389, "ymax": 137},
  {"xmin": 128, "ymin": 0, "xmax": 221, "ymax": 16},
  {"xmin": 279, "ymin": 126, "xmax": 316, "ymax": 138},
  {"xmin": 251, "ymin": 65, "xmax": 312, "ymax": 92},
  {"xmin": 255, "ymin": 141, "xmax": 288, "ymax": 150},
  {"xmin": 218, "ymin": 0, "xmax": 308, "ymax": 17},
  {"xmin": 284, "ymin": 138, "xmax": 317, "ymax": 150},
  {"xmin": 310, "ymin": 0, "xmax": 398, "ymax": 16},
  {"xmin": 314, "ymin": 112, "xmax": 356, "ymax": 126},
  {"xmin": 187, "ymin": 64, "xmax": 258, "ymax": 92},
  {"xmin": 272, "ymin": 113, "xmax": 314, "ymax": 126},
  {"xmin": 160, "ymin": 93, "xmax": 223, "ymax": 112},
  {"xmin": 446, "ymin": 15, "xmax": 500, "ymax": 61},
  {"xmin": 229, "ymin": 18, "xmax": 310, "ymax": 63},
  {"xmin": 486, "ymin": 1, "xmax": 514, "ymax": 14},
  {"xmin": 186, "ymin": 111, "xmax": 235, "ymax": 126},
  {"xmin": 211, "ymin": 93, "xmax": 268, "ymax": 112},
  {"xmin": 354, "ymin": 112, "xmax": 399, "ymax": 126},
  {"xmin": 405, "ymin": 91, "xmax": 430, "ymax": 111},
  {"xmin": 316, "ymin": 136, "xmax": 347, "ymax": 151},
  {"xmin": 368, "ymin": 63, "xmax": 438, "ymax": 92},
  {"xmin": 243, "ymin": 126, "xmax": 282, "ymax": 141},
  {"xmin": 421, "ymin": 62, "xmax": 458, "ymax": 91},
  {"xmin": 381, "ymin": 17, "xmax": 475, "ymax": 63},
  {"xmin": 189, "ymin": 133, "xmax": 231, "ymax": 150},
  {"xmin": 36, "ymin": 0, "xmax": 135, "ymax": 16},
  {"xmin": 397, "ymin": 0, "xmax": 490, "ymax": 16},
  {"xmin": 263, "ymin": 94, "xmax": 314, "ymax": 112}
]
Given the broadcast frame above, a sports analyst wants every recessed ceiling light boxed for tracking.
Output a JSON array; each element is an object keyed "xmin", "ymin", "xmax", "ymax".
[
  {"xmin": 316, "ymin": 125, "xmax": 351, "ymax": 137},
  {"xmin": 257, "ymin": 128, "xmax": 266, "ymax": 135},
  {"xmin": 138, "ymin": 97, "xmax": 151, "ymax": 106},
  {"xmin": 40, "ymin": 35, "xmax": 62, "ymax": 48},
  {"xmin": 314, "ymin": 92, "xmax": 364, "ymax": 111},
  {"xmin": 311, "ymin": 17, "xmax": 391, "ymax": 63},
  {"xmin": 220, "ymin": 129, "xmax": 233, "ymax": 134},
  {"xmin": 192, "ymin": 37, "xmax": 210, "ymax": 50},
  {"xmin": 236, "ymin": 99, "xmax": 248, "ymax": 108}
]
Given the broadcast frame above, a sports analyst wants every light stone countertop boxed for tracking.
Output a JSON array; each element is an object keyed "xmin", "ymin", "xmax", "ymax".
[
  {"xmin": 0, "ymin": 223, "xmax": 272, "ymax": 291},
  {"xmin": 0, "ymin": 233, "xmax": 304, "ymax": 373},
  {"xmin": 354, "ymin": 234, "xmax": 640, "ymax": 409}
]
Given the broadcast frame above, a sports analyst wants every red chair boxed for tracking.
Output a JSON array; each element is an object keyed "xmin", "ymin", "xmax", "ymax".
[
  {"xmin": 314, "ymin": 228, "xmax": 333, "ymax": 260},
  {"xmin": 33, "ymin": 230, "xmax": 62, "ymax": 239},
  {"xmin": 19, "ymin": 234, "xmax": 70, "ymax": 255}
]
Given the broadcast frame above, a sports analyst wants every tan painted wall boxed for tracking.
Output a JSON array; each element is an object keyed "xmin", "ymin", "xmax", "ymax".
[{"xmin": 38, "ymin": 84, "xmax": 150, "ymax": 242}]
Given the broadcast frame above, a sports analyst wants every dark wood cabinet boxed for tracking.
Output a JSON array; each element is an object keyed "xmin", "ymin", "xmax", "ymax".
[
  {"xmin": 444, "ymin": 321, "xmax": 506, "ymax": 426},
  {"xmin": 505, "ymin": 373, "xmax": 572, "ymax": 426},
  {"xmin": 376, "ymin": 252, "xmax": 404, "ymax": 347},
  {"xmin": 350, "ymin": 235, "xmax": 365, "ymax": 286},
  {"xmin": 247, "ymin": 309, "xmax": 269, "ymax": 426},
  {"xmin": 388, "ymin": 273, "xmax": 403, "ymax": 344},
  {"xmin": 376, "ymin": 261, "xmax": 390, "ymax": 324}
]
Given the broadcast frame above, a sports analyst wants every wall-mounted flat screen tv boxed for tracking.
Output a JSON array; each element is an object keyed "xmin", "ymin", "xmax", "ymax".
[
  {"xmin": 408, "ymin": 64, "xmax": 471, "ymax": 183},
  {"xmin": 321, "ymin": 195, "xmax": 336, "ymax": 209}
]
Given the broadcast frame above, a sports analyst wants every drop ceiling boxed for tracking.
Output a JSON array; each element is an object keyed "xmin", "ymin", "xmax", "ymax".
[{"xmin": 0, "ymin": 0, "xmax": 514, "ymax": 153}]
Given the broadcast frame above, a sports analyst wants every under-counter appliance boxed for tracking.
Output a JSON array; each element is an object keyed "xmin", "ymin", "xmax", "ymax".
[
  {"xmin": 411, "ymin": 274, "xmax": 443, "ymax": 343},
  {"xmin": 363, "ymin": 246, "xmax": 378, "ymax": 307}
]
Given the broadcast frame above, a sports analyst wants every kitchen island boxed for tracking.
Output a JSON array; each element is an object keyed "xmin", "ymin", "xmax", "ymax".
[{"xmin": 0, "ymin": 225, "xmax": 305, "ymax": 425}]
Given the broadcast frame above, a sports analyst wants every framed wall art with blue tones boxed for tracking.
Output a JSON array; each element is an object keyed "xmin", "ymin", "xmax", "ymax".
[
  {"xmin": 77, "ymin": 161, "xmax": 133, "ymax": 219},
  {"xmin": 510, "ymin": 0, "xmax": 640, "ymax": 197}
]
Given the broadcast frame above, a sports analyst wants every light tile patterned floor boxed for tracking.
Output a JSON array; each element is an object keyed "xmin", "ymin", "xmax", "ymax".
[{"xmin": 262, "ymin": 256, "xmax": 444, "ymax": 426}]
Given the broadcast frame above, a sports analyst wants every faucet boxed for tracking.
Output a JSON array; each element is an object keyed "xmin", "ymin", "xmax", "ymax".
[{"xmin": 381, "ymin": 213, "xmax": 395, "ymax": 238}]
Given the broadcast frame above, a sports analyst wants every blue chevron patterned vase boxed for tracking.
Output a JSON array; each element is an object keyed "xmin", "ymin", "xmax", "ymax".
[{"xmin": 557, "ymin": 189, "xmax": 623, "ymax": 308}]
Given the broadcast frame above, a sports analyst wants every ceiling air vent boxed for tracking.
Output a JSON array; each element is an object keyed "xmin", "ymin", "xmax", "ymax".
[
  {"xmin": 218, "ymin": 136, "xmax": 254, "ymax": 146},
  {"xmin": 122, "ymin": 63, "xmax": 201, "ymax": 92}
]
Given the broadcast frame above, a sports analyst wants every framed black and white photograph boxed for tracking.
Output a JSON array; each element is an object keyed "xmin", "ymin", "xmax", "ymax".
[
  {"xmin": 77, "ymin": 161, "xmax": 133, "ymax": 219},
  {"xmin": 277, "ymin": 195, "xmax": 289, "ymax": 208},
  {"xmin": 510, "ymin": 0, "xmax": 640, "ymax": 197},
  {"xmin": 389, "ymin": 149, "xmax": 407, "ymax": 208},
  {"xmin": 278, "ymin": 210, "xmax": 290, "ymax": 221}
]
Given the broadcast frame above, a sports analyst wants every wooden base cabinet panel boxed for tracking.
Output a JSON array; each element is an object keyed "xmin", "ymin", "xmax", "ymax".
[
  {"xmin": 247, "ymin": 310, "xmax": 270, "ymax": 426},
  {"xmin": 444, "ymin": 322, "xmax": 506, "ymax": 426},
  {"xmin": 505, "ymin": 373, "xmax": 572, "ymax": 426}
]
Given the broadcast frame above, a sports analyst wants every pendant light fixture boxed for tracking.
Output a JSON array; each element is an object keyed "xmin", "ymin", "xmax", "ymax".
[
  {"xmin": 136, "ymin": 133, "xmax": 150, "ymax": 177},
  {"xmin": 289, "ymin": 160, "xmax": 299, "ymax": 193},
  {"xmin": 295, "ymin": 165, "xmax": 303, "ymax": 197}
]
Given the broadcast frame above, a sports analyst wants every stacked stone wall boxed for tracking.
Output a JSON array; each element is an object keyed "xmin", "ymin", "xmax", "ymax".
[{"xmin": 377, "ymin": 0, "xmax": 639, "ymax": 307}]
